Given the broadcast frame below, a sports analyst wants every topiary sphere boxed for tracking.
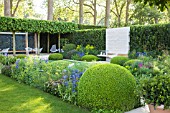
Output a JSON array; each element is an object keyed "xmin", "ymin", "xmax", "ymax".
[
  {"xmin": 78, "ymin": 64, "xmax": 136, "ymax": 111},
  {"xmin": 81, "ymin": 55, "xmax": 98, "ymax": 62},
  {"xmin": 48, "ymin": 53, "xmax": 63, "ymax": 60},
  {"xmin": 110, "ymin": 56, "xmax": 129, "ymax": 66}
]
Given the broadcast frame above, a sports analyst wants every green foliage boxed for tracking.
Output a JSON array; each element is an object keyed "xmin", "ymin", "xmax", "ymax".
[
  {"xmin": 130, "ymin": 23, "xmax": 170, "ymax": 55},
  {"xmin": 63, "ymin": 44, "xmax": 76, "ymax": 52},
  {"xmin": 15, "ymin": 54, "xmax": 27, "ymax": 59},
  {"xmin": 48, "ymin": 53, "xmax": 63, "ymax": 60},
  {"xmin": 68, "ymin": 29, "xmax": 106, "ymax": 50},
  {"xmin": 134, "ymin": 0, "xmax": 169, "ymax": 11},
  {"xmin": 1, "ymin": 66, "xmax": 12, "ymax": 77},
  {"xmin": 71, "ymin": 54, "xmax": 82, "ymax": 61},
  {"xmin": 62, "ymin": 50, "xmax": 78, "ymax": 59},
  {"xmin": 81, "ymin": 55, "xmax": 98, "ymax": 62},
  {"xmin": 78, "ymin": 64, "xmax": 136, "ymax": 111},
  {"xmin": 76, "ymin": 44, "xmax": 99, "ymax": 55},
  {"xmin": 110, "ymin": 56, "xmax": 129, "ymax": 66},
  {"xmin": 0, "ymin": 16, "xmax": 78, "ymax": 33},
  {"xmin": 11, "ymin": 58, "xmax": 71, "ymax": 89},
  {"xmin": 124, "ymin": 59, "xmax": 142, "ymax": 66},
  {"xmin": 78, "ymin": 24, "xmax": 106, "ymax": 29},
  {"xmin": 0, "ymin": 56, "xmax": 17, "ymax": 66},
  {"xmin": 140, "ymin": 75, "xmax": 170, "ymax": 109}
]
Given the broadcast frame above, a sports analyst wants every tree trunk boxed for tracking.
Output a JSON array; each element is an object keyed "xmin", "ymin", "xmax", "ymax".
[
  {"xmin": 79, "ymin": 0, "xmax": 84, "ymax": 24},
  {"xmin": 4, "ymin": 0, "xmax": 11, "ymax": 16},
  {"xmin": 118, "ymin": 16, "xmax": 121, "ymax": 27},
  {"xmin": 105, "ymin": 0, "xmax": 110, "ymax": 27},
  {"xmin": 93, "ymin": 0, "xmax": 97, "ymax": 25},
  {"xmin": 47, "ymin": 0, "xmax": 53, "ymax": 20},
  {"xmin": 125, "ymin": 0, "xmax": 131, "ymax": 26}
]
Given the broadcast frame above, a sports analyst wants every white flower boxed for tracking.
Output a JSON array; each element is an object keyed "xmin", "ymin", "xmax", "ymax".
[{"xmin": 68, "ymin": 63, "xmax": 74, "ymax": 68}]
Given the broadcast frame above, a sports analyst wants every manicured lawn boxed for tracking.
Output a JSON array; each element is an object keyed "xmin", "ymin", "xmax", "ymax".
[{"xmin": 0, "ymin": 74, "xmax": 89, "ymax": 113}]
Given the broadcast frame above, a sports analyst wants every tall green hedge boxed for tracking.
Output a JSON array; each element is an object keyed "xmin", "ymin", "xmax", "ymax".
[
  {"xmin": 68, "ymin": 29, "xmax": 106, "ymax": 50},
  {"xmin": 0, "ymin": 16, "xmax": 78, "ymax": 33},
  {"xmin": 78, "ymin": 24, "xmax": 106, "ymax": 29},
  {"xmin": 130, "ymin": 23, "xmax": 170, "ymax": 52}
]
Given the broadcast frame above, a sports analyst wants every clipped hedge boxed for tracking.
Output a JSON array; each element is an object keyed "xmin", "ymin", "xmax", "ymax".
[
  {"xmin": 130, "ymin": 23, "xmax": 170, "ymax": 53},
  {"xmin": 110, "ymin": 56, "xmax": 129, "ymax": 66},
  {"xmin": 78, "ymin": 64, "xmax": 136, "ymax": 111},
  {"xmin": 48, "ymin": 53, "xmax": 63, "ymax": 60},
  {"xmin": 68, "ymin": 29, "xmax": 106, "ymax": 50},
  {"xmin": 81, "ymin": 55, "xmax": 98, "ymax": 62},
  {"xmin": 78, "ymin": 24, "xmax": 106, "ymax": 29},
  {"xmin": 0, "ymin": 16, "xmax": 78, "ymax": 33}
]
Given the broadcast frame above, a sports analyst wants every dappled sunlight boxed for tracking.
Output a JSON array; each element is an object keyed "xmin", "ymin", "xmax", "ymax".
[
  {"xmin": 12, "ymin": 97, "xmax": 51, "ymax": 112},
  {"xmin": 0, "ymin": 86, "xmax": 16, "ymax": 92}
]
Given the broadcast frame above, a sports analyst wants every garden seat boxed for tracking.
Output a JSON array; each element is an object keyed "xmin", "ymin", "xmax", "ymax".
[
  {"xmin": 50, "ymin": 45, "xmax": 58, "ymax": 53},
  {"xmin": 33, "ymin": 48, "xmax": 43, "ymax": 54},
  {"xmin": 25, "ymin": 47, "xmax": 33, "ymax": 55},
  {"xmin": 0, "ymin": 48, "xmax": 9, "ymax": 55}
]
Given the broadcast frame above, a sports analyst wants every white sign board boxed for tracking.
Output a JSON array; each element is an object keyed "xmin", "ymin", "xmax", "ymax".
[{"xmin": 106, "ymin": 27, "xmax": 130, "ymax": 55}]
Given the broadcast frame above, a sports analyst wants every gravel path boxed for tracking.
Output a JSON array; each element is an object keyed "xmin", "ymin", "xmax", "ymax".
[{"xmin": 125, "ymin": 105, "xmax": 150, "ymax": 113}]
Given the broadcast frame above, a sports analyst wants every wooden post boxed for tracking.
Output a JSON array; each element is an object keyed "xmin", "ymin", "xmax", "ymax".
[
  {"xmin": 58, "ymin": 33, "xmax": 60, "ymax": 52},
  {"xmin": 25, "ymin": 32, "xmax": 29, "ymax": 55},
  {"xmin": 47, "ymin": 33, "xmax": 50, "ymax": 53},
  {"xmin": 12, "ymin": 32, "xmax": 16, "ymax": 56},
  {"xmin": 37, "ymin": 33, "xmax": 40, "ymax": 55},
  {"xmin": 34, "ymin": 33, "xmax": 38, "ymax": 55}
]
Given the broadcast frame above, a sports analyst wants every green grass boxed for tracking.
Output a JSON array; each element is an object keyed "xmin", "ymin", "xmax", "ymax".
[{"xmin": 0, "ymin": 74, "xmax": 89, "ymax": 113}]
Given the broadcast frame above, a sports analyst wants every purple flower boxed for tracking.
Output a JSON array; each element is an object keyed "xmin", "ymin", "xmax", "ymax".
[
  {"xmin": 63, "ymin": 75, "xmax": 68, "ymax": 80},
  {"xmin": 4, "ymin": 52, "xmax": 8, "ymax": 56},
  {"xmin": 15, "ymin": 59, "xmax": 20, "ymax": 69},
  {"xmin": 138, "ymin": 63, "xmax": 143, "ymax": 68}
]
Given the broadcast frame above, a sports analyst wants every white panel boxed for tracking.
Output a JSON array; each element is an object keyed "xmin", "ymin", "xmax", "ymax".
[{"xmin": 106, "ymin": 27, "xmax": 130, "ymax": 55}]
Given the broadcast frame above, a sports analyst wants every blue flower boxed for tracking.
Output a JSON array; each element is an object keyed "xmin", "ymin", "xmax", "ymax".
[
  {"xmin": 64, "ymin": 81, "xmax": 68, "ymax": 86},
  {"xmin": 15, "ymin": 59, "xmax": 20, "ymax": 69},
  {"xmin": 77, "ymin": 52, "xmax": 85, "ymax": 57},
  {"xmin": 63, "ymin": 75, "xmax": 68, "ymax": 80}
]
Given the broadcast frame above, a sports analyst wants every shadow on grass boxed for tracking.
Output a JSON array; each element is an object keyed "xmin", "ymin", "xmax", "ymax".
[{"xmin": 0, "ymin": 74, "xmax": 89, "ymax": 113}]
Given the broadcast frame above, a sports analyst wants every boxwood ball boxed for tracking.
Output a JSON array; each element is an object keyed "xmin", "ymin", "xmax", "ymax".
[{"xmin": 78, "ymin": 64, "xmax": 136, "ymax": 111}]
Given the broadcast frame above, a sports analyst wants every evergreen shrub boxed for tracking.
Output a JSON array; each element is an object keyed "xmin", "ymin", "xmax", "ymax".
[
  {"xmin": 78, "ymin": 64, "xmax": 136, "ymax": 111},
  {"xmin": 110, "ymin": 56, "xmax": 129, "ymax": 66},
  {"xmin": 48, "ymin": 53, "xmax": 63, "ymax": 60},
  {"xmin": 81, "ymin": 55, "xmax": 98, "ymax": 62}
]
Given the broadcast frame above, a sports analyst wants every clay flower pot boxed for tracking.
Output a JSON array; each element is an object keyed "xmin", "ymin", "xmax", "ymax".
[{"xmin": 149, "ymin": 104, "xmax": 170, "ymax": 113}]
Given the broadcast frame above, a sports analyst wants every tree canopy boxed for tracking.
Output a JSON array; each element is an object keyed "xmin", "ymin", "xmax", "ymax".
[{"xmin": 134, "ymin": 0, "xmax": 170, "ymax": 11}]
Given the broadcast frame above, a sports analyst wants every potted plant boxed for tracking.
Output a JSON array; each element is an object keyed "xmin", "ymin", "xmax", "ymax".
[{"xmin": 141, "ymin": 75, "xmax": 170, "ymax": 113}]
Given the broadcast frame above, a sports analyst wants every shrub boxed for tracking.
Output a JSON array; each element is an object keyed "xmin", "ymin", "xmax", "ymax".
[
  {"xmin": 78, "ymin": 64, "xmax": 136, "ymax": 111},
  {"xmin": 1, "ymin": 66, "xmax": 12, "ymax": 77},
  {"xmin": 62, "ymin": 50, "xmax": 78, "ymax": 59},
  {"xmin": 71, "ymin": 54, "xmax": 82, "ymax": 61},
  {"xmin": 63, "ymin": 44, "xmax": 76, "ymax": 52},
  {"xmin": 0, "ymin": 56, "xmax": 16, "ymax": 65},
  {"xmin": 110, "ymin": 56, "xmax": 129, "ymax": 66},
  {"xmin": 81, "ymin": 55, "xmax": 98, "ymax": 62},
  {"xmin": 48, "ymin": 53, "xmax": 63, "ymax": 60},
  {"xmin": 141, "ymin": 75, "xmax": 170, "ymax": 109},
  {"xmin": 15, "ymin": 54, "xmax": 27, "ymax": 59},
  {"xmin": 124, "ymin": 59, "xmax": 142, "ymax": 66}
]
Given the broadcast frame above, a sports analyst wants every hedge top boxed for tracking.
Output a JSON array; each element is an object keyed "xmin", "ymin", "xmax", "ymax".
[{"xmin": 0, "ymin": 16, "xmax": 78, "ymax": 33}]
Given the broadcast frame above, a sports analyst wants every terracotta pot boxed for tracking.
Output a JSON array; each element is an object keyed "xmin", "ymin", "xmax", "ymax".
[{"xmin": 149, "ymin": 104, "xmax": 170, "ymax": 113}]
